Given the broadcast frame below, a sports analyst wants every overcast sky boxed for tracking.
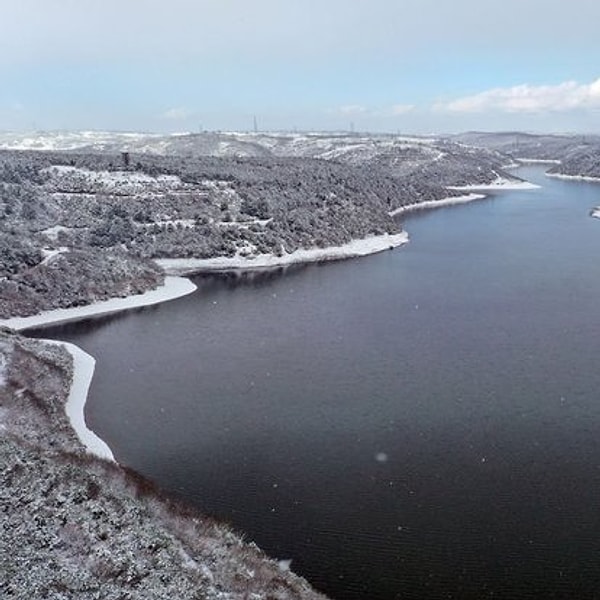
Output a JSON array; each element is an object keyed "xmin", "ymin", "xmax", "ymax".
[{"xmin": 2, "ymin": 0, "xmax": 600, "ymax": 134}]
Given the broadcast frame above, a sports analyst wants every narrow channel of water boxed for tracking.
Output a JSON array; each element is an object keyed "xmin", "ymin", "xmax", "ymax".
[{"xmin": 34, "ymin": 166, "xmax": 600, "ymax": 599}]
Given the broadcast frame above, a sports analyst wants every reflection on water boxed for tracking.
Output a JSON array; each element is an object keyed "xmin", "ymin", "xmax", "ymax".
[{"xmin": 34, "ymin": 167, "xmax": 600, "ymax": 599}]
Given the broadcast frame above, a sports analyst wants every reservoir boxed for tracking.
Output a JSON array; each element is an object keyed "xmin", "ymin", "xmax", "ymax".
[{"xmin": 33, "ymin": 166, "xmax": 600, "ymax": 599}]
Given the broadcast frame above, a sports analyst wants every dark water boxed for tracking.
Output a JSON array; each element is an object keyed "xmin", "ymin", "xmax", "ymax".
[{"xmin": 33, "ymin": 167, "xmax": 600, "ymax": 599}]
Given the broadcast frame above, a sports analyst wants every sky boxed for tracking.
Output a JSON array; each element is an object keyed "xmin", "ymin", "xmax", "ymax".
[{"xmin": 1, "ymin": 0, "xmax": 600, "ymax": 134}]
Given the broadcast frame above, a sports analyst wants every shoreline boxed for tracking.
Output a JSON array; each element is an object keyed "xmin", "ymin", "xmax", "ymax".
[
  {"xmin": 389, "ymin": 193, "xmax": 486, "ymax": 216},
  {"xmin": 0, "ymin": 275, "xmax": 197, "ymax": 331},
  {"xmin": 155, "ymin": 231, "xmax": 409, "ymax": 275},
  {"xmin": 448, "ymin": 178, "xmax": 540, "ymax": 192},
  {"xmin": 4, "ymin": 174, "xmax": 543, "ymax": 506},
  {"xmin": 545, "ymin": 172, "xmax": 600, "ymax": 183},
  {"xmin": 5, "ymin": 171, "xmax": 545, "ymax": 471},
  {"xmin": 42, "ymin": 339, "xmax": 115, "ymax": 461},
  {"xmin": 515, "ymin": 158, "xmax": 561, "ymax": 165},
  {"xmin": 5, "ymin": 234, "xmax": 408, "ymax": 464}
]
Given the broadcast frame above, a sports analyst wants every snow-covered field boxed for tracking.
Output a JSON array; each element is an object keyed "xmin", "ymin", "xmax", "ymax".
[
  {"xmin": 41, "ymin": 225, "xmax": 74, "ymax": 241},
  {"xmin": 43, "ymin": 165, "xmax": 186, "ymax": 192},
  {"xmin": 156, "ymin": 232, "xmax": 409, "ymax": 274},
  {"xmin": 0, "ymin": 130, "xmax": 167, "ymax": 151},
  {"xmin": 0, "ymin": 276, "xmax": 196, "ymax": 330}
]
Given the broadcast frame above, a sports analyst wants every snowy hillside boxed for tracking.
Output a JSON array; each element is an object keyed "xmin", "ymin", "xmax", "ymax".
[{"xmin": 0, "ymin": 130, "xmax": 530, "ymax": 320}]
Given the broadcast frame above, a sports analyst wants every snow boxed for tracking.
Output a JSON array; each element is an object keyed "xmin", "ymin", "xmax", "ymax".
[
  {"xmin": 592, "ymin": 207, "xmax": 600, "ymax": 219},
  {"xmin": 40, "ymin": 247, "xmax": 69, "ymax": 265},
  {"xmin": 41, "ymin": 225, "xmax": 73, "ymax": 241},
  {"xmin": 156, "ymin": 232, "xmax": 409, "ymax": 275},
  {"xmin": 515, "ymin": 158, "xmax": 561, "ymax": 165},
  {"xmin": 0, "ymin": 130, "xmax": 166, "ymax": 152},
  {"xmin": 389, "ymin": 193, "xmax": 486, "ymax": 216},
  {"xmin": 0, "ymin": 353, "xmax": 6, "ymax": 387},
  {"xmin": 545, "ymin": 172, "xmax": 600, "ymax": 183},
  {"xmin": 0, "ymin": 276, "xmax": 197, "ymax": 331},
  {"xmin": 43, "ymin": 165, "xmax": 182, "ymax": 187},
  {"xmin": 375, "ymin": 452, "xmax": 389, "ymax": 463},
  {"xmin": 41, "ymin": 339, "xmax": 115, "ymax": 461},
  {"xmin": 142, "ymin": 218, "xmax": 196, "ymax": 229},
  {"xmin": 448, "ymin": 177, "xmax": 540, "ymax": 191},
  {"xmin": 0, "ymin": 277, "xmax": 196, "ymax": 461},
  {"xmin": 277, "ymin": 559, "xmax": 293, "ymax": 572}
]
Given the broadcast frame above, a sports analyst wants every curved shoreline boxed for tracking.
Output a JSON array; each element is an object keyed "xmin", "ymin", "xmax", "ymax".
[
  {"xmin": 515, "ymin": 158, "xmax": 561, "ymax": 165},
  {"xmin": 41, "ymin": 339, "xmax": 115, "ymax": 461},
  {"xmin": 3, "ymin": 179, "xmax": 542, "ymax": 480},
  {"xmin": 0, "ymin": 275, "xmax": 197, "ymax": 331},
  {"xmin": 3, "ymin": 277, "xmax": 197, "ymax": 461},
  {"xmin": 5, "ymin": 235, "xmax": 408, "ymax": 461},
  {"xmin": 545, "ymin": 172, "xmax": 600, "ymax": 183},
  {"xmin": 448, "ymin": 179, "xmax": 540, "ymax": 191},
  {"xmin": 155, "ymin": 232, "xmax": 409, "ymax": 275},
  {"xmin": 389, "ymin": 193, "xmax": 486, "ymax": 216}
]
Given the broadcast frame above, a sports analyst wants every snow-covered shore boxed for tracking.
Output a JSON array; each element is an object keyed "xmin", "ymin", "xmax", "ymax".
[
  {"xmin": 0, "ymin": 276, "xmax": 197, "ymax": 331},
  {"xmin": 389, "ymin": 193, "xmax": 486, "ymax": 216},
  {"xmin": 448, "ymin": 177, "xmax": 540, "ymax": 192},
  {"xmin": 156, "ymin": 232, "xmax": 409, "ymax": 275},
  {"xmin": 42, "ymin": 339, "xmax": 115, "ymax": 461},
  {"xmin": 1, "ymin": 278, "xmax": 196, "ymax": 463},
  {"xmin": 545, "ymin": 172, "xmax": 600, "ymax": 183},
  {"xmin": 515, "ymin": 158, "xmax": 561, "ymax": 165}
]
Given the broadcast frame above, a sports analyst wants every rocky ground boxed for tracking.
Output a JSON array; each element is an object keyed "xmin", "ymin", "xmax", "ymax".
[{"xmin": 0, "ymin": 328, "xmax": 328, "ymax": 599}]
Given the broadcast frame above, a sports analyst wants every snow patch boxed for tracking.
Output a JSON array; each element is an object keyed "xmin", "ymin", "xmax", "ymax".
[
  {"xmin": 156, "ymin": 232, "xmax": 409, "ymax": 275},
  {"xmin": 141, "ymin": 218, "xmax": 196, "ymax": 229},
  {"xmin": 0, "ymin": 276, "xmax": 197, "ymax": 331},
  {"xmin": 515, "ymin": 158, "xmax": 561, "ymax": 165},
  {"xmin": 40, "ymin": 247, "xmax": 69, "ymax": 265},
  {"xmin": 278, "ymin": 559, "xmax": 293, "ymax": 572},
  {"xmin": 592, "ymin": 207, "xmax": 600, "ymax": 219},
  {"xmin": 0, "ymin": 352, "xmax": 6, "ymax": 387},
  {"xmin": 178, "ymin": 547, "xmax": 200, "ymax": 571},
  {"xmin": 43, "ymin": 165, "xmax": 182, "ymax": 188},
  {"xmin": 41, "ymin": 225, "xmax": 73, "ymax": 241}
]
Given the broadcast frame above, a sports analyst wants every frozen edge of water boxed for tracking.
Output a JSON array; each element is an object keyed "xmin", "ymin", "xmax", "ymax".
[
  {"xmin": 0, "ymin": 276, "xmax": 197, "ymax": 331},
  {"xmin": 155, "ymin": 232, "xmax": 409, "ymax": 275}
]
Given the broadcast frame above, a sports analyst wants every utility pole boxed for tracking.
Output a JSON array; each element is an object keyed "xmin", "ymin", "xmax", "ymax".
[{"xmin": 253, "ymin": 115, "xmax": 258, "ymax": 133}]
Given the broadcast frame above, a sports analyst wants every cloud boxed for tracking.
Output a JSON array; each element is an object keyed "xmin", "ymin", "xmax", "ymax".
[
  {"xmin": 435, "ymin": 78, "xmax": 600, "ymax": 113},
  {"xmin": 333, "ymin": 104, "xmax": 415, "ymax": 118},
  {"xmin": 3, "ymin": 0, "xmax": 600, "ymax": 69},
  {"xmin": 389, "ymin": 104, "xmax": 415, "ymax": 116},
  {"xmin": 337, "ymin": 105, "xmax": 368, "ymax": 116},
  {"xmin": 161, "ymin": 107, "xmax": 193, "ymax": 120}
]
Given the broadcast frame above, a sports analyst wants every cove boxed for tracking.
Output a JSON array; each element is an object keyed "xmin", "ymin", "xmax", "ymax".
[{"xmin": 32, "ymin": 166, "xmax": 600, "ymax": 599}]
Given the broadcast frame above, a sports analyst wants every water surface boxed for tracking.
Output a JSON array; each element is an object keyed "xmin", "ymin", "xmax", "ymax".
[{"xmin": 35, "ymin": 167, "xmax": 600, "ymax": 599}]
